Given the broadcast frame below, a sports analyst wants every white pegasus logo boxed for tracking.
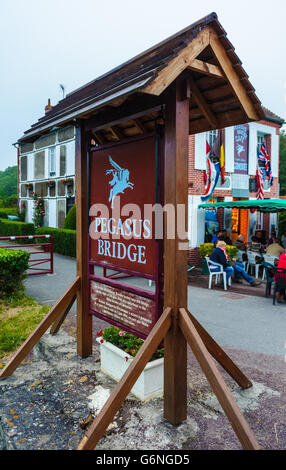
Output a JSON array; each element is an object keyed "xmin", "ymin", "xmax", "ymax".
[{"xmin": 106, "ymin": 156, "xmax": 134, "ymax": 208}]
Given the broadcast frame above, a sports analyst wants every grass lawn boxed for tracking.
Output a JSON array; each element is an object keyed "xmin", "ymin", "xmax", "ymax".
[{"xmin": 0, "ymin": 295, "xmax": 50, "ymax": 366}]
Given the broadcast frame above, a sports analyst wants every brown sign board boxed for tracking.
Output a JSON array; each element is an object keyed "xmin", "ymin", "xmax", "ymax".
[{"xmin": 88, "ymin": 134, "xmax": 162, "ymax": 337}]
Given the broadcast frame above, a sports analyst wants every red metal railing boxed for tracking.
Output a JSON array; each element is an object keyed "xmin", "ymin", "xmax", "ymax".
[{"xmin": 0, "ymin": 235, "xmax": 53, "ymax": 276}]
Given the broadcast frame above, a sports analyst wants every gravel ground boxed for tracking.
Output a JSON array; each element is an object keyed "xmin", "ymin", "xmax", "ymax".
[{"xmin": 0, "ymin": 329, "xmax": 285, "ymax": 451}]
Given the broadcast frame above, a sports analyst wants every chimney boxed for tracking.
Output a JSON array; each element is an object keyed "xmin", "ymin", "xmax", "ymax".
[{"xmin": 45, "ymin": 99, "xmax": 53, "ymax": 114}]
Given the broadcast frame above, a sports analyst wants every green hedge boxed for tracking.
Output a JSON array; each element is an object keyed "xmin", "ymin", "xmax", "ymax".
[
  {"xmin": 64, "ymin": 205, "xmax": 76, "ymax": 230},
  {"xmin": 0, "ymin": 248, "xmax": 30, "ymax": 298},
  {"xmin": 36, "ymin": 227, "xmax": 76, "ymax": 257},
  {"xmin": 0, "ymin": 208, "xmax": 18, "ymax": 219},
  {"xmin": 0, "ymin": 218, "xmax": 35, "ymax": 237}
]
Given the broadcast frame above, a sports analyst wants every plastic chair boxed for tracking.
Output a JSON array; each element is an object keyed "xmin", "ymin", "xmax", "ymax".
[
  {"xmin": 236, "ymin": 250, "xmax": 247, "ymax": 269},
  {"xmin": 262, "ymin": 254, "xmax": 279, "ymax": 280},
  {"xmin": 261, "ymin": 261, "xmax": 275, "ymax": 298},
  {"xmin": 206, "ymin": 257, "xmax": 228, "ymax": 291},
  {"xmin": 273, "ymin": 268, "xmax": 286, "ymax": 305},
  {"xmin": 246, "ymin": 250, "xmax": 262, "ymax": 278}
]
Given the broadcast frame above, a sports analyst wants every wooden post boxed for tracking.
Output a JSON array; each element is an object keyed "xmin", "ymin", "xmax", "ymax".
[
  {"xmin": 75, "ymin": 122, "xmax": 93, "ymax": 357},
  {"xmin": 163, "ymin": 78, "xmax": 190, "ymax": 425}
]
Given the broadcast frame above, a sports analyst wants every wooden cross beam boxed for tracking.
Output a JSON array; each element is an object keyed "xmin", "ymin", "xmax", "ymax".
[
  {"xmin": 189, "ymin": 76, "xmax": 218, "ymax": 128},
  {"xmin": 188, "ymin": 59, "xmax": 224, "ymax": 78},
  {"xmin": 143, "ymin": 27, "xmax": 210, "ymax": 96}
]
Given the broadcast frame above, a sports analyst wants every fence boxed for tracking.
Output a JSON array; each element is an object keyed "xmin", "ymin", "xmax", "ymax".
[{"xmin": 0, "ymin": 234, "xmax": 53, "ymax": 275}]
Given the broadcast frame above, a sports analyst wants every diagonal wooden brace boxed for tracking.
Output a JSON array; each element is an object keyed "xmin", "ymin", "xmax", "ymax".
[
  {"xmin": 77, "ymin": 307, "xmax": 172, "ymax": 450},
  {"xmin": 179, "ymin": 307, "xmax": 260, "ymax": 450},
  {"xmin": 0, "ymin": 277, "xmax": 80, "ymax": 380},
  {"xmin": 186, "ymin": 310, "xmax": 252, "ymax": 389}
]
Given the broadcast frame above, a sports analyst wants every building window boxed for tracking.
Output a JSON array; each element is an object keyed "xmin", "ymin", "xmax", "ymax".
[
  {"xmin": 34, "ymin": 151, "xmax": 45, "ymax": 179},
  {"xmin": 20, "ymin": 156, "xmax": 27, "ymax": 181},
  {"xmin": 257, "ymin": 133, "xmax": 265, "ymax": 152},
  {"xmin": 207, "ymin": 130, "xmax": 218, "ymax": 149},
  {"xmin": 59, "ymin": 146, "xmax": 66, "ymax": 176},
  {"xmin": 49, "ymin": 147, "xmax": 56, "ymax": 177}
]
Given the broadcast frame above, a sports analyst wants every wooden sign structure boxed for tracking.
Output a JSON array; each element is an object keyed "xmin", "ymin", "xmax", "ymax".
[{"xmin": 1, "ymin": 13, "xmax": 266, "ymax": 450}]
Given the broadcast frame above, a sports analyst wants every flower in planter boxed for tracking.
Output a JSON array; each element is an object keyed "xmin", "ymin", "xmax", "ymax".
[
  {"xmin": 99, "ymin": 326, "xmax": 164, "ymax": 362},
  {"xmin": 61, "ymin": 178, "xmax": 74, "ymax": 185}
]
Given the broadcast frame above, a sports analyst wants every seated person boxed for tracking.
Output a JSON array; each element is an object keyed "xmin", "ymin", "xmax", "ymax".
[
  {"xmin": 266, "ymin": 238, "xmax": 285, "ymax": 258},
  {"xmin": 275, "ymin": 251, "xmax": 286, "ymax": 303},
  {"xmin": 211, "ymin": 230, "xmax": 220, "ymax": 245},
  {"xmin": 281, "ymin": 232, "xmax": 286, "ymax": 249},
  {"xmin": 233, "ymin": 234, "xmax": 248, "ymax": 262},
  {"xmin": 232, "ymin": 260, "xmax": 261, "ymax": 287},
  {"xmin": 267, "ymin": 230, "xmax": 277, "ymax": 246},
  {"xmin": 233, "ymin": 234, "xmax": 247, "ymax": 251},
  {"xmin": 210, "ymin": 241, "xmax": 261, "ymax": 288},
  {"xmin": 221, "ymin": 229, "xmax": 232, "ymax": 246},
  {"xmin": 251, "ymin": 230, "xmax": 266, "ymax": 245},
  {"xmin": 209, "ymin": 240, "xmax": 234, "ymax": 288}
]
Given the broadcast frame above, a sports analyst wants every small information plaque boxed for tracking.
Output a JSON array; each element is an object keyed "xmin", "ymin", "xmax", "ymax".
[{"xmin": 90, "ymin": 280, "xmax": 156, "ymax": 336}]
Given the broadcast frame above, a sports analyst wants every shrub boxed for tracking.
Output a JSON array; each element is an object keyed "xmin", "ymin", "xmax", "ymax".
[
  {"xmin": 0, "ymin": 208, "xmax": 18, "ymax": 219},
  {"xmin": 98, "ymin": 326, "xmax": 164, "ymax": 362},
  {"xmin": 0, "ymin": 248, "xmax": 30, "ymax": 299},
  {"xmin": 35, "ymin": 226, "xmax": 76, "ymax": 257},
  {"xmin": 64, "ymin": 205, "xmax": 76, "ymax": 230},
  {"xmin": 199, "ymin": 243, "xmax": 214, "ymax": 258},
  {"xmin": 226, "ymin": 245, "xmax": 238, "ymax": 257},
  {"xmin": 0, "ymin": 219, "xmax": 35, "ymax": 237},
  {"xmin": 0, "ymin": 196, "xmax": 18, "ymax": 208},
  {"xmin": 199, "ymin": 243, "xmax": 237, "ymax": 258}
]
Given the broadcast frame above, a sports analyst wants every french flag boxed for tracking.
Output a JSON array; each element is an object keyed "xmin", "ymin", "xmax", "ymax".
[{"xmin": 201, "ymin": 141, "xmax": 221, "ymax": 202}]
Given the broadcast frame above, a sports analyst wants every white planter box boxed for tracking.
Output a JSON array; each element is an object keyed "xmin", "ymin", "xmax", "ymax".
[{"xmin": 96, "ymin": 338, "xmax": 164, "ymax": 401}]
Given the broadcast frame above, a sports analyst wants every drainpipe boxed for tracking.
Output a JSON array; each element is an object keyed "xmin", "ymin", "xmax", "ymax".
[{"xmin": 12, "ymin": 141, "xmax": 20, "ymax": 211}]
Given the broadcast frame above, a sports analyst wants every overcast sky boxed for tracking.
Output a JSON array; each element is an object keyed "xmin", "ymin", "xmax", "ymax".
[{"xmin": 0, "ymin": 0, "xmax": 285, "ymax": 171}]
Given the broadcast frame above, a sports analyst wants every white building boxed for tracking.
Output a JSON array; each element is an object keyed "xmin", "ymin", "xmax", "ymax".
[{"xmin": 18, "ymin": 125, "xmax": 75, "ymax": 228}]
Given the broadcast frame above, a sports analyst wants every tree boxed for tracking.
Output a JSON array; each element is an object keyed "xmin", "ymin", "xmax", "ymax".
[{"xmin": 0, "ymin": 166, "xmax": 18, "ymax": 199}]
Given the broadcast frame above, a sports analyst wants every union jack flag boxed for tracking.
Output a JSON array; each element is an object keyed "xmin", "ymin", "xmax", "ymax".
[
  {"xmin": 256, "ymin": 166, "xmax": 264, "ymax": 200},
  {"xmin": 258, "ymin": 143, "xmax": 273, "ymax": 186}
]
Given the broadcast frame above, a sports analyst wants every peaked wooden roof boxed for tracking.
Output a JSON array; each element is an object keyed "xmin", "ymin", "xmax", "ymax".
[{"xmin": 20, "ymin": 12, "xmax": 266, "ymax": 143}]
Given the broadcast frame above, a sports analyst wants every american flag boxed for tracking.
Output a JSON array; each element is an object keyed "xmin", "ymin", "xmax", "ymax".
[
  {"xmin": 258, "ymin": 143, "xmax": 273, "ymax": 185},
  {"xmin": 256, "ymin": 166, "xmax": 264, "ymax": 200}
]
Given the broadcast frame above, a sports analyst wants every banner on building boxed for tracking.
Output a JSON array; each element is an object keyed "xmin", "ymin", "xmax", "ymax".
[{"xmin": 234, "ymin": 124, "xmax": 249, "ymax": 175}]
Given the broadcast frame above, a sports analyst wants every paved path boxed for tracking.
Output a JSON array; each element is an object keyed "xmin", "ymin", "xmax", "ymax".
[{"xmin": 23, "ymin": 251, "xmax": 286, "ymax": 357}]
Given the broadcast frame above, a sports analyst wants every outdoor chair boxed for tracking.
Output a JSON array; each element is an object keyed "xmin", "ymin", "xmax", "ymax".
[
  {"xmin": 246, "ymin": 250, "xmax": 262, "ymax": 279},
  {"xmin": 261, "ymin": 261, "xmax": 275, "ymax": 298},
  {"xmin": 262, "ymin": 254, "xmax": 279, "ymax": 280},
  {"xmin": 206, "ymin": 257, "xmax": 229, "ymax": 291},
  {"xmin": 236, "ymin": 250, "xmax": 247, "ymax": 269},
  {"xmin": 273, "ymin": 268, "xmax": 286, "ymax": 305}
]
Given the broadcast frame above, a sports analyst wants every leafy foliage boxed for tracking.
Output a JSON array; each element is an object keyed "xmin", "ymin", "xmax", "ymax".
[
  {"xmin": 32, "ymin": 194, "xmax": 45, "ymax": 228},
  {"xmin": 36, "ymin": 226, "xmax": 76, "ymax": 257},
  {"xmin": 0, "ymin": 218, "xmax": 35, "ymax": 237},
  {"xmin": 0, "ymin": 248, "xmax": 30, "ymax": 299},
  {"xmin": 199, "ymin": 243, "xmax": 237, "ymax": 258},
  {"xmin": 64, "ymin": 205, "xmax": 76, "ymax": 230},
  {"xmin": 0, "ymin": 166, "xmax": 17, "ymax": 199},
  {"xmin": 99, "ymin": 326, "xmax": 164, "ymax": 361}
]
